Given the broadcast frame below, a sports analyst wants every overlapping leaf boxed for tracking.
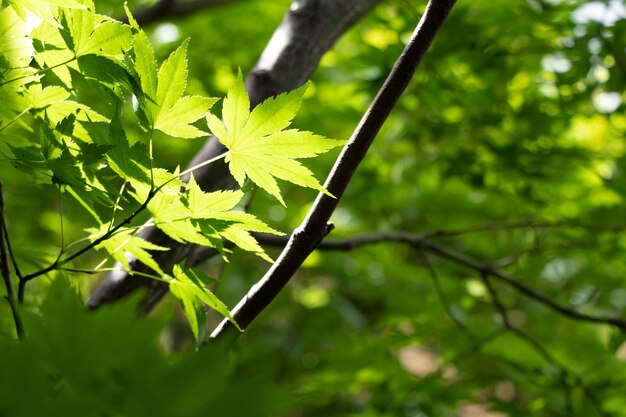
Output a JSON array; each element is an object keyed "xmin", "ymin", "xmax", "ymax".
[
  {"xmin": 129, "ymin": 33, "xmax": 216, "ymax": 138},
  {"xmin": 127, "ymin": 172, "xmax": 280, "ymax": 262},
  {"xmin": 168, "ymin": 264, "xmax": 240, "ymax": 342},
  {"xmin": 206, "ymin": 74, "xmax": 344, "ymax": 205},
  {"xmin": 88, "ymin": 224, "xmax": 169, "ymax": 275},
  {"xmin": 6, "ymin": 0, "xmax": 85, "ymax": 27}
]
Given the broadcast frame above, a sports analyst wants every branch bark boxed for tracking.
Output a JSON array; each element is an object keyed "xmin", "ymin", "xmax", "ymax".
[
  {"xmin": 123, "ymin": 0, "xmax": 241, "ymax": 26},
  {"xmin": 87, "ymin": 0, "xmax": 381, "ymax": 309},
  {"xmin": 0, "ymin": 182, "xmax": 23, "ymax": 339},
  {"xmin": 210, "ymin": 0, "xmax": 458, "ymax": 342},
  {"xmin": 252, "ymin": 232, "xmax": 626, "ymax": 331}
]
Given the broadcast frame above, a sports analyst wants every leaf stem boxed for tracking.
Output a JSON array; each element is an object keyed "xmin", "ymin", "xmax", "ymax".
[
  {"xmin": 176, "ymin": 151, "xmax": 229, "ymax": 181},
  {"xmin": 16, "ymin": 150, "xmax": 229, "ymax": 296},
  {"xmin": 0, "ymin": 107, "xmax": 32, "ymax": 134},
  {"xmin": 0, "ymin": 58, "xmax": 76, "ymax": 87},
  {"xmin": 60, "ymin": 267, "xmax": 167, "ymax": 283},
  {"xmin": 19, "ymin": 186, "xmax": 158, "ymax": 297}
]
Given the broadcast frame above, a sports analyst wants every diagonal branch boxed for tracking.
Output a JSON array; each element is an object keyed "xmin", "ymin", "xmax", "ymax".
[{"xmin": 210, "ymin": 0, "xmax": 458, "ymax": 342}]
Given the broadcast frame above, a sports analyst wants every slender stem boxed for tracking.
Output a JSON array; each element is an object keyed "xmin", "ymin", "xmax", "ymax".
[
  {"xmin": 16, "ymin": 151, "xmax": 228, "ymax": 294},
  {"xmin": 0, "ymin": 58, "xmax": 75, "ymax": 87},
  {"xmin": 177, "ymin": 151, "xmax": 228, "ymax": 181},
  {"xmin": 0, "ymin": 107, "xmax": 32, "ymax": 133},
  {"xmin": 60, "ymin": 267, "xmax": 167, "ymax": 283},
  {"xmin": 0, "ymin": 182, "xmax": 23, "ymax": 339},
  {"xmin": 20, "ymin": 187, "xmax": 157, "ymax": 285},
  {"xmin": 108, "ymin": 180, "xmax": 128, "ymax": 232},
  {"xmin": 482, "ymin": 274, "xmax": 575, "ymax": 414}
]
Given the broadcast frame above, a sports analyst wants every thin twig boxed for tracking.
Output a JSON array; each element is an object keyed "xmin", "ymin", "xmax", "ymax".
[
  {"xmin": 481, "ymin": 274, "xmax": 574, "ymax": 415},
  {"xmin": 19, "ymin": 186, "xmax": 157, "ymax": 298},
  {"xmin": 419, "ymin": 250, "xmax": 474, "ymax": 337},
  {"xmin": 0, "ymin": 182, "xmax": 23, "ymax": 339},
  {"xmin": 252, "ymin": 231, "xmax": 626, "ymax": 331}
]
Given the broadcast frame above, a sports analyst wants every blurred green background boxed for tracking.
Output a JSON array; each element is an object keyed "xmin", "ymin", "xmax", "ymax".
[{"xmin": 2, "ymin": 0, "xmax": 626, "ymax": 415}]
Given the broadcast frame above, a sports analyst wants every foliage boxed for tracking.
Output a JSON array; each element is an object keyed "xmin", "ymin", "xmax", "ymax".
[
  {"xmin": 2, "ymin": 0, "xmax": 626, "ymax": 416},
  {"xmin": 0, "ymin": 0, "xmax": 339, "ymax": 340}
]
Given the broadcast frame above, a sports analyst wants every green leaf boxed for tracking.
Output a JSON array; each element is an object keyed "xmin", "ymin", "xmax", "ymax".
[
  {"xmin": 60, "ymin": 4, "xmax": 95, "ymax": 55},
  {"xmin": 88, "ymin": 224, "xmax": 169, "ymax": 275},
  {"xmin": 155, "ymin": 95, "xmax": 217, "ymax": 139},
  {"xmin": 77, "ymin": 21, "xmax": 131, "ymax": 57},
  {"xmin": 44, "ymin": 100, "xmax": 109, "ymax": 125},
  {"xmin": 186, "ymin": 175, "xmax": 282, "ymax": 261},
  {"xmin": 156, "ymin": 39, "xmax": 189, "ymax": 116},
  {"xmin": 168, "ymin": 264, "xmax": 240, "ymax": 342},
  {"xmin": 105, "ymin": 114, "xmax": 150, "ymax": 181},
  {"xmin": 77, "ymin": 54, "xmax": 132, "ymax": 95},
  {"xmin": 186, "ymin": 174, "xmax": 243, "ymax": 215},
  {"xmin": 131, "ymin": 30, "xmax": 157, "ymax": 123},
  {"xmin": 30, "ymin": 18, "xmax": 76, "ymax": 86},
  {"xmin": 123, "ymin": 3, "xmax": 139, "ymax": 30},
  {"xmin": 221, "ymin": 69, "xmax": 249, "ymax": 142},
  {"xmin": 206, "ymin": 74, "xmax": 344, "ymax": 204},
  {"xmin": 25, "ymin": 85, "xmax": 70, "ymax": 109},
  {"xmin": 6, "ymin": 0, "xmax": 86, "ymax": 28},
  {"xmin": 132, "ymin": 39, "xmax": 216, "ymax": 138},
  {"xmin": 0, "ymin": 6, "xmax": 35, "ymax": 69}
]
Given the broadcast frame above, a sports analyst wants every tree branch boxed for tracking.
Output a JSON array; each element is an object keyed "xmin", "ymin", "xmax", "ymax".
[
  {"xmin": 0, "ymin": 182, "xmax": 23, "ymax": 339},
  {"xmin": 87, "ymin": 0, "xmax": 382, "ymax": 309},
  {"xmin": 252, "ymin": 231, "xmax": 626, "ymax": 332},
  {"xmin": 210, "ymin": 0, "xmax": 458, "ymax": 342},
  {"xmin": 123, "ymin": 0, "xmax": 242, "ymax": 26}
]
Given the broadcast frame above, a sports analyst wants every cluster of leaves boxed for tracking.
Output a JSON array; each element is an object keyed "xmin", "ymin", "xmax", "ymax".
[{"xmin": 0, "ymin": 0, "xmax": 341, "ymax": 340}]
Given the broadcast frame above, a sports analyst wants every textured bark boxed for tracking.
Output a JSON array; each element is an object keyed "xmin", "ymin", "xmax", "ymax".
[{"xmin": 87, "ymin": 0, "xmax": 381, "ymax": 309}]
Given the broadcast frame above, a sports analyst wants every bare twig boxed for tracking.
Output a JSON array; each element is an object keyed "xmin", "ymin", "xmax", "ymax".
[
  {"xmin": 481, "ymin": 274, "xmax": 575, "ymax": 414},
  {"xmin": 252, "ymin": 231, "xmax": 626, "ymax": 331},
  {"xmin": 419, "ymin": 250, "xmax": 474, "ymax": 337},
  {"xmin": 210, "ymin": 0, "xmax": 458, "ymax": 342}
]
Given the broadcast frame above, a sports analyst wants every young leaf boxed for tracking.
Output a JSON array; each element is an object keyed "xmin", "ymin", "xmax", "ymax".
[
  {"xmin": 30, "ymin": 17, "xmax": 76, "ymax": 87},
  {"xmin": 131, "ymin": 37, "xmax": 216, "ymax": 138},
  {"xmin": 206, "ymin": 74, "xmax": 344, "ymax": 205},
  {"xmin": 25, "ymin": 85, "xmax": 70, "ymax": 109},
  {"xmin": 168, "ymin": 264, "xmax": 240, "ymax": 342},
  {"xmin": 186, "ymin": 175, "xmax": 282, "ymax": 261},
  {"xmin": 88, "ymin": 224, "xmax": 169, "ymax": 275},
  {"xmin": 76, "ymin": 20, "xmax": 131, "ymax": 58}
]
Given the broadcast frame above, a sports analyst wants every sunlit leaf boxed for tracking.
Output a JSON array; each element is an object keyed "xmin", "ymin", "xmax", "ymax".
[{"xmin": 206, "ymin": 74, "xmax": 343, "ymax": 204}]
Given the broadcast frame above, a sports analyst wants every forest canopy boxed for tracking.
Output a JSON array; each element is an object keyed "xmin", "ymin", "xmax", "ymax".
[{"xmin": 1, "ymin": 0, "xmax": 626, "ymax": 416}]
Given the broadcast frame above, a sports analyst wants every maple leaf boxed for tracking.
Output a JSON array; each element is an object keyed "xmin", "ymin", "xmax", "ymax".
[
  {"xmin": 206, "ymin": 73, "xmax": 344, "ymax": 205},
  {"xmin": 130, "ymin": 34, "xmax": 216, "ymax": 138},
  {"xmin": 168, "ymin": 264, "xmax": 240, "ymax": 342}
]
